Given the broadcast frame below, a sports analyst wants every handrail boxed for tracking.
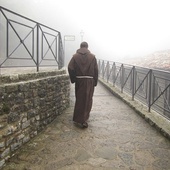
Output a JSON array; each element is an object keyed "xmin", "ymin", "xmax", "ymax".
[
  {"xmin": 98, "ymin": 59, "xmax": 170, "ymax": 120},
  {"xmin": 0, "ymin": 6, "xmax": 64, "ymax": 71}
]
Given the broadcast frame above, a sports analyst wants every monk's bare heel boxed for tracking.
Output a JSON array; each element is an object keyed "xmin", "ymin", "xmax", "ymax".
[{"xmin": 82, "ymin": 122, "xmax": 88, "ymax": 128}]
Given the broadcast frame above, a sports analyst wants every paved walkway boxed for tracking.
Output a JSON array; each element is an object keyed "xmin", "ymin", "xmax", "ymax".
[{"xmin": 3, "ymin": 82, "xmax": 170, "ymax": 170}]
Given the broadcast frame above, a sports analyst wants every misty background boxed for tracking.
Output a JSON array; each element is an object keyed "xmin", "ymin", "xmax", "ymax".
[{"xmin": 0, "ymin": 0, "xmax": 170, "ymax": 66}]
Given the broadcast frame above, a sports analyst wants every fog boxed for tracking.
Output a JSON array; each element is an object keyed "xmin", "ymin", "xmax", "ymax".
[{"xmin": 1, "ymin": 0, "xmax": 170, "ymax": 64}]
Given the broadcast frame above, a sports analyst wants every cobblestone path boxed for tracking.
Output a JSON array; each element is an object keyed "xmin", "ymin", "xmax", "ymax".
[{"xmin": 3, "ymin": 82, "xmax": 170, "ymax": 170}]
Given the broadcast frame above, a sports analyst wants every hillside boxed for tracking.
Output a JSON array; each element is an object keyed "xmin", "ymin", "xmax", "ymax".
[{"xmin": 123, "ymin": 50, "xmax": 170, "ymax": 72}]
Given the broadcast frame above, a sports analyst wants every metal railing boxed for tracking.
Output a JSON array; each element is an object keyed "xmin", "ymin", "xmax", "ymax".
[
  {"xmin": 98, "ymin": 59, "xmax": 170, "ymax": 120},
  {"xmin": 0, "ymin": 6, "xmax": 64, "ymax": 71}
]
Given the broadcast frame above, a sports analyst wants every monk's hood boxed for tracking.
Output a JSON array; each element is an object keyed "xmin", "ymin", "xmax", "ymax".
[{"xmin": 76, "ymin": 48, "xmax": 90, "ymax": 55}]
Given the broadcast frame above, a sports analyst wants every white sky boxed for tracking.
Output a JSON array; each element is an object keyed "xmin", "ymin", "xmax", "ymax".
[{"xmin": 1, "ymin": 0, "xmax": 170, "ymax": 61}]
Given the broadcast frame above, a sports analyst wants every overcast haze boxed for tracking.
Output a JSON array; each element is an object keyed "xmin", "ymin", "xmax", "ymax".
[{"xmin": 1, "ymin": 0, "xmax": 170, "ymax": 63}]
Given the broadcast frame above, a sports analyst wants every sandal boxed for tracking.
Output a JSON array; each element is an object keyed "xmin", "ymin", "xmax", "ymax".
[{"xmin": 82, "ymin": 122, "xmax": 88, "ymax": 128}]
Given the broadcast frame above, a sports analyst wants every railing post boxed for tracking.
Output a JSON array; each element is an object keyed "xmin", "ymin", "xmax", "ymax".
[
  {"xmin": 98, "ymin": 60, "xmax": 101, "ymax": 76},
  {"xmin": 121, "ymin": 64, "xmax": 124, "ymax": 93},
  {"xmin": 132, "ymin": 66, "xmax": 135, "ymax": 100},
  {"xmin": 102, "ymin": 60, "xmax": 105, "ymax": 79},
  {"xmin": 113, "ymin": 62, "xmax": 116, "ymax": 86},
  {"xmin": 164, "ymin": 80, "xmax": 169, "ymax": 115},
  {"xmin": 58, "ymin": 36, "xmax": 61, "ymax": 69},
  {"xmin": 106, "ymin": 61, "xmax": 110, "ymax": 83},
  {"xmin": 148, "ymin": 69, "xmax": 152, "ymax": 112},
  {"xmin": 58, "ymin": 33, "xmax": 63, "ymax": 69},
  {"xmin": 6, "ymin": 20, "xmax": 9, "ymax": 58},
  {"xmin": 36, "ymin": 23, "xmax": 39, "ymax": 72}
]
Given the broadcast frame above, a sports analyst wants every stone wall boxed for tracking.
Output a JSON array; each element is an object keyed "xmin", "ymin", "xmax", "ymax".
[{"xmin": 0, "ymin": 69, "xmax": 70, "ymax": 168}]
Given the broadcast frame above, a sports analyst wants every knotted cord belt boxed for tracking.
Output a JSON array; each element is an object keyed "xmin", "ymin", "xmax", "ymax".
[{"xmin": 76, "ymin": 76, "xmax": 93, "ymax": 79}]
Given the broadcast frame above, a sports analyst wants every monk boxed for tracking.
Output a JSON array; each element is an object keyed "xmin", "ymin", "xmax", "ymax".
[{"xmin": 68, "ymin": 42, "xmax": 98, "ymax": 128}]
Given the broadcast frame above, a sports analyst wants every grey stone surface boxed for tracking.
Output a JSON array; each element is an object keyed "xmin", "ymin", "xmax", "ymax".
[
  {"xmin": 2, "ymin": 82, "xmax": 170, "ymax": 170},
  {"xmin": 99, "ymin": 79, "xmax": 170, "ymax": 140}
]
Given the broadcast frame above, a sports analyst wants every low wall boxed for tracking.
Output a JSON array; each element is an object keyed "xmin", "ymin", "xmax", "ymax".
[{"xmin": 0, "ymin": 69, "xmax": 70, "ymax": 168}]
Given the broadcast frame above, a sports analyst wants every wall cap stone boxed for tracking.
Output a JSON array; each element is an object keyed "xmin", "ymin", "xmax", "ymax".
[{"xmin": 0, "ymin": 68, "xmax": 66, "ymax": 85}]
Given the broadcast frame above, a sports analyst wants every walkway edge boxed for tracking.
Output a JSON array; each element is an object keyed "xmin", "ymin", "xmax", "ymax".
[{"xmin": 99, "ymin": 78, "xmax": 170, "ymax": 140}]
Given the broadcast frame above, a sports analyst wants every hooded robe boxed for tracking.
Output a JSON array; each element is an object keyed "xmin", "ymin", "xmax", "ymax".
[{"xmin": 68, "ymin": 47, "xmax": 98, "ymax": 124}]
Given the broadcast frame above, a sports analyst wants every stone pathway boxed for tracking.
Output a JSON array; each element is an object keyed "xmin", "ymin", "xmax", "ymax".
[{"xmin": 2, "ymin": 82, "xmax": 170, "ymax": 170}]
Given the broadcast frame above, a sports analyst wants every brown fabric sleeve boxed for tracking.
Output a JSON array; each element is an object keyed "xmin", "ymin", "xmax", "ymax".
[
  {"xmin": 94, "ymin": 57, "xmax": 98, "ymax": 86},
  {"xmin": 68, "ymin": 57, "xmax": 76, "ymax": 83}
]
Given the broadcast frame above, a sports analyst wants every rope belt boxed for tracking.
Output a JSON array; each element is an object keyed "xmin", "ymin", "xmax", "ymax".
[{"xmin": 76, "ymin": 76, "xmax": 93, "ymax": 79}]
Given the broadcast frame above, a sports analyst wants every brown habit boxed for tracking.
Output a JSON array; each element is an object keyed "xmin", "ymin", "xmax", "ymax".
[{"xmin": 68, "ymin": 47, "xmax": 98, "ymax": 124}]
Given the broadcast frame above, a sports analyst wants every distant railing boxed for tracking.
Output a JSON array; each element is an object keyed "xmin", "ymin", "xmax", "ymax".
[
  {"xmin": 98, "ymin": 59, "xmax": 170, "ymax": 120},
  {"xmin": 0, "ymin": 6, "xmax": 64, "ymax": 71}
]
